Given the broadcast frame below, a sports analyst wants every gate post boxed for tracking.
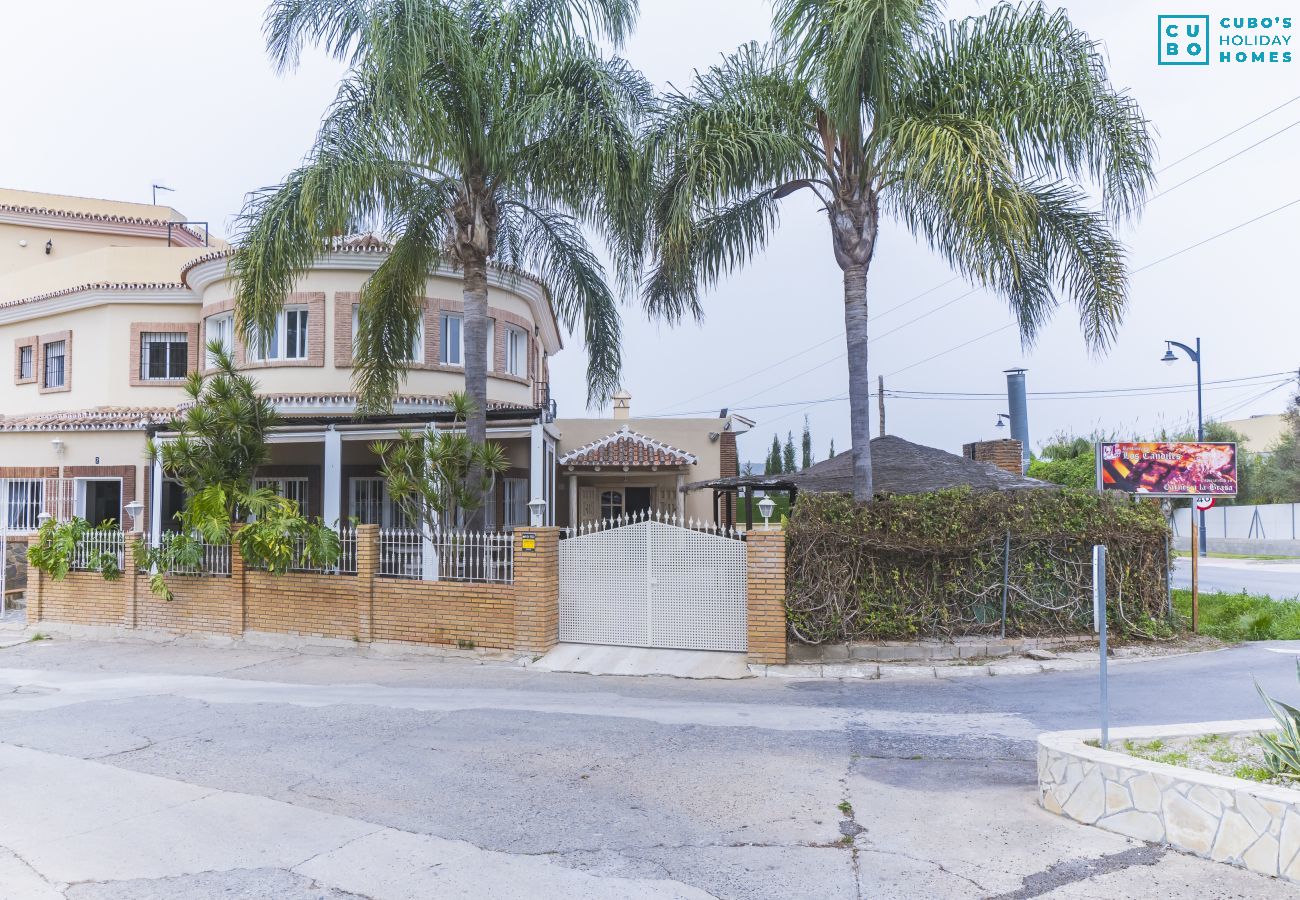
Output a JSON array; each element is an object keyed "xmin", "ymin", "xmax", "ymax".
[
  {"xmin": 356, "ymin": 524, "xmax": 379, "ymax": 643},
  {"xmin": 746, "ymin": 527, "xmax": 788, "ymax": 665},
  {"xmin": 514, "ymin": 526, "xmax": 559, "ymax": 655}
]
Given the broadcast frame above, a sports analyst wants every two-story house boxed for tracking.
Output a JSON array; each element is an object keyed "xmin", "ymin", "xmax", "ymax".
[{"xmin": 0, "ymin": 188, "xmax": 741, "ymax": 544}]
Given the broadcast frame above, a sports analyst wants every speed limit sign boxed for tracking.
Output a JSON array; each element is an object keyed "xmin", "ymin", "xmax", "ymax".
[{"xmin": 1194, "ymin": 495, "xmax": 1216, "ymax": 511}]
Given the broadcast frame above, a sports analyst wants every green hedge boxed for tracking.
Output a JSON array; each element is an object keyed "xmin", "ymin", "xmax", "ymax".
[{"xmin": 786, "ymin": 488, "xmax": 1171, "ymax": 643}]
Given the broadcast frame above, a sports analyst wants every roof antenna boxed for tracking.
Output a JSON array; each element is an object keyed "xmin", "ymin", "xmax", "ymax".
[{"xmin": 152, "ymin": 184, "xmax": 174, "ymax": 206}]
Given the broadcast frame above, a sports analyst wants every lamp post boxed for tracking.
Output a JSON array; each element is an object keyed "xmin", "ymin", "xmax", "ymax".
[
  {"xmin": 757, "ymin": 494, "xmax": 776, "ymax": 530},
  {"xmin": 1162, "ymin": 337, "xmax": 1206, "ymax": 557},
  {"xmin": 125, "ymin": 500, "xmax": 145, "ymax": 534}
]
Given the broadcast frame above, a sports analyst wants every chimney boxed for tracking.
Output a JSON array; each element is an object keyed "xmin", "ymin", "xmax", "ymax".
[
  {"xmin": 1004, "ymin": 368, "xmax": 1030, "ymax": 474},
  {"xmin": 612, "ymin": 388, "xmax": 631, "ymax": 421},
  {"xmin": 963, "ymin": 439, "xmax": 1025, "ymax": 475}
]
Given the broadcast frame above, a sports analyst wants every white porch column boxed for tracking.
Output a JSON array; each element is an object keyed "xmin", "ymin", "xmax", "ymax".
[
  {"xmin": 149, "ymin": 455, "xmax": 164, "ymax": 547},
  {"xmin": 568, "ymin": 473, "xmax": 578, "ymax": 528},
  {"xmin": 529, "ymin": 423, "xmax": 545, "ymax": 520},
  {"xmin": 322, "ymin": 425, "xmax": 342, "ymax": 526},
  {"xmin": 676, "ymin": 472, "xmax": 685, "ymax": 518},
  {"xmin": 421, "ymin": 421, "xmax": 439, "ymax": 581}
]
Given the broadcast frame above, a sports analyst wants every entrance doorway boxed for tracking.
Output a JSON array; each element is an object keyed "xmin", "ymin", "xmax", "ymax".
[
  {"xmin": 81, "ymin": 480, "xmax": 122, "ymax": 527},
  {"xmin": 625, "ymin": 487, "xmax": 653, "ymax": 516}
]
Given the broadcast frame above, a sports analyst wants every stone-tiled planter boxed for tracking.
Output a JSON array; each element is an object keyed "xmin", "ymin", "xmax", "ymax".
[{"xmin": 1039, "ymin": 720, "xmax": 1300, "ymax": 883}]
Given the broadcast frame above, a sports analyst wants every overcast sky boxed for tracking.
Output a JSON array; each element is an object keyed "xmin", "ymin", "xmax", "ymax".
[{"xmin": 3, "ymin": 1, "xmax": 1296, "ymax": 464}]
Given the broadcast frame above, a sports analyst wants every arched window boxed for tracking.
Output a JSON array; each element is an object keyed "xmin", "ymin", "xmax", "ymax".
[{"xmin": 600, "ymin": 490, "xmax": 624, "ymax": 520}]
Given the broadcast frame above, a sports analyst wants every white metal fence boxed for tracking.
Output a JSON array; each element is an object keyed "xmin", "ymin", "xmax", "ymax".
[
  {"xmin": 154, "ymin": 533, "xmax": 232, "ymax": 577},
  {"xmin": 71, "ymin": 529, "xmax": 126, "ymax": 571},
  {"xmin": 1172, "ymin": 502, "xmax": 1300, "ymax": 541},
  {"xmin": 289, "ymin": 527, "xmax": 358, "ymax": 574},
  {"xmin": 378, "ymin": 528, "xmax": 514, "ymax": 583}
]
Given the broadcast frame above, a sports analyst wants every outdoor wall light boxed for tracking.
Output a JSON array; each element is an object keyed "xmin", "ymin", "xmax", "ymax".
[
  {"xmin": 125, "ymin": 500, "xmax": 145, "ymax": 532},
  {"xmin": 757, "ymin": 495, "xmax": 776, "ymax": 529},
  {"xmin": 36, "ymin": 512, "xmax": 52, "ymax": 528},
  {"xmin": 44, "ymin": 240, "xmax": 52, "ymax": 255},
  {"xmin": 527, "ymin": 497, "xmax": 547, "ymax": 527},
  {"xmin": 50, "ymin": 437, "xmax": 65, "ymax": 455}
]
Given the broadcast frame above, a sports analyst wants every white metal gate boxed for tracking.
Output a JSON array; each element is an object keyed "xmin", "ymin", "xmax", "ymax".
[{"xmin": 559, "ymin": 516, "xmax": 747, "ymax": 652}]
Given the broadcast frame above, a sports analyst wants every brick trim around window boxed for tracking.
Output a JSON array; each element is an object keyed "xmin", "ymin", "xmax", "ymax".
[
  {"xmin": 62, "ymin": 466, "xmax": 138, "ymax": 527},
  {"xmin": 13, "ymin": 335, "xmax": 37, "ymax": 385},
  {"xmin": 37, "ymin": 330, "xmax": 72, "ymax": 394},
  {"xmin": 129, "ymin": 322, "xmax": 200, "ymax": 387},
  {"xmin": 333, "ymin": 293, "xmax": 533, "ymax": 385},
  {"xmin": 206, "ymin": 293, "xmax": 326, "ymax": 371}
]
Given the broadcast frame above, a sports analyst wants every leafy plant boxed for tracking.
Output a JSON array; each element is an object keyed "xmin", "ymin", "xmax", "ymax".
[
  {"xmin": 26, "ymin": 518, "xmax": 122, "ymax": 583},
  {"xmin": 139, "ymin": 345, "xmax": 340, "ymax": 599},
  {"xmin": 1256, "ymin": 660, "xmax": 1300, "ymax": 781},
  {"xmin": 371, "ymin": 393, "xmax": 508, "ymax": 533}
]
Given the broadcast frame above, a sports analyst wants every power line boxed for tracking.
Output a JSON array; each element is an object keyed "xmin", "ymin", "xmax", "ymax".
[
  {"xmin": 1140, "ymin": 118, "xmax": 1300, "ymax": 206},
  {"xmin": 885, "ymin": 371, "xmax": 1293, "ymax": 399},
  {"xmin": 1152, "ymin": 94, "xmax": 1299, "ymax": 174}
]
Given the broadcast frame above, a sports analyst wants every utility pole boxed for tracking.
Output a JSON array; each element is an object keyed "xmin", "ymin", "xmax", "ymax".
[{"xmin": 878, "ymin": 375, "xmax": 885, "ymax": 438}]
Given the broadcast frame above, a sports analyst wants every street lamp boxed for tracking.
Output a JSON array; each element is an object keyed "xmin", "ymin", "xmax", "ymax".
[
  {"xmin": 757, "ymin": 494, "xmax": 776, "ymax": 529},
  {"xmin": 995, "ymin": 413, "xmax": 1010, "ymax": 429},
  {"xmin": 1162, "ymin": 337, "xmax": 1205, "ymax": 556}
]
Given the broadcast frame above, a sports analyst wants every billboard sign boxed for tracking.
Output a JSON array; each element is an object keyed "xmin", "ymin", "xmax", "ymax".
[{"xmin": 1097, "ymin": 442, "xmax": 1237, "ymax": 497}]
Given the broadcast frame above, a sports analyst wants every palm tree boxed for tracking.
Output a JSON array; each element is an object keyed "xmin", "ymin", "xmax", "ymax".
[
  {"xmin": 645, "ymin": 1, "xmax": 1155, "ymax": 500},
  {"xmin": 233, "ymin": 0, "xmax": 650, "ymax": 452}
]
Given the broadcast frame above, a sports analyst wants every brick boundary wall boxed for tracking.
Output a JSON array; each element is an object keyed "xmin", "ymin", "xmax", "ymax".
[
  {"xmin": 32, "ymin": 524, "xmax": 778, "ymax": 662},
  {"xmin": 31, "ymin": 524, "xmax": 561, "ymax": 656}
]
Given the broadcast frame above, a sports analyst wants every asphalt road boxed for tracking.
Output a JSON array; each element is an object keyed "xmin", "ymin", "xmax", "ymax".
[
  {"xmin": 1172, "ymin": 557, "xmax": 1300, "ymax": 599},
  {"xmin": 1, "ymin": 637, "xmax": 1298, "ymax": 898}
]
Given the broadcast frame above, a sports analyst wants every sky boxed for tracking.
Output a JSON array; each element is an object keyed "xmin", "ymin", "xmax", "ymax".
[{"xmin": 3, "ymin": 1, "xmax": 1297, "ymax": 467}]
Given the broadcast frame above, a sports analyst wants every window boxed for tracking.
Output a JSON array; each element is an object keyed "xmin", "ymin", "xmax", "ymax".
[
  {"xmin": 503, "ymin": 478, "xmax": 528, "ymax": 527},
  {"xmin": 18, "ymin": 345, "xmax": 33, "ymax": 381},
  {"xmin": 439, "ymin": 313, "xmax": 462, "ymax": 365},
  {"xmin": 354, "ymin": 305, "xmax": 422, "ymax": 362},
  {"xmin": 600, "ymin": 490, "xmax": 623, "ymax": 521},
  {"xmin": 206, "ymin": 313, "xmax": 234, "ymax": 366},
  {"xmin": 140, "ymin": 332, "xmax": 188, "ymax": 380},
  {"xmin": 43, "ymin": 340, "xmax": 65, "ymax": 388},
  {"xmin": 6, "ymin": 479, "xmax": 42, "ymax": 531},
  {"xmin": 249, "ymin": 306, "xmax": 308, "ymax": 361},
  {"xmin": 504, "ymin": 326, "xmax": 526, "ymax": 377},
  {"xmin": 349, "ymin": 477, "xmax": 415, "ymax": 528},
  {"xmin": 253, "ymin": 477, "xmax": 310, "ymax": 515}
]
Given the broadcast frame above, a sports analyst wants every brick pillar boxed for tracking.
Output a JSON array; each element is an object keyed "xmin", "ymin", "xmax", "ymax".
[
  {"xmin": 513, "ymin": 526, "xmax": 559, "ymax": 655},
  {"xmin": 29, "ymin": 561, "xmax": 44, "ymax": 624},
  {"xmin": 123, "ymin": 540, "xmax": 139, "ymax": 629},
  {"xmin": 356, "ymin": 524, "xmax": 379, "ymax": 643},
  {"xmin": 746, "ymin": 528, "xmax": 787, "ymax": 664},
  {"xmin": 228, "ymin": 529, "xmax": 246, "ymax": 636}
]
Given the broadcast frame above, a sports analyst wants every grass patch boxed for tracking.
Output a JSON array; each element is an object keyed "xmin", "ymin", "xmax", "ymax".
[
  {"xmin": 1153, "ymin": 751, "xmax": 1190, "ymax": 766},
  {"xmin": 1233, "ymin": 765, "xmax": 1274, "ymax": 783},
  {"xmin": 1174, "ymin": 550, "xmax": 1300, "ymax": 560},
  {"xmin": 1173, "ymin": 589, "xmax": 1300, "ymax": 641},
  {"xmin": 1210, "ymin": 748, "xmax": 1240, "ymax": 764},
  {"xmin": 837, "ymin": 800, "xmax": 853, "ymax": 816}
]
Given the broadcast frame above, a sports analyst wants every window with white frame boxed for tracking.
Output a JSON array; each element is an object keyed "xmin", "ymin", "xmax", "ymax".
[
  {"xmin": 6, "ymin": 479, "xmax": 43, "ymax": 531},
  {"xmin": 503, "ymin": 478, "xmax": 528, "ymax": 528},
  {"xmin": 349, "ymin": 477, "xmax": 415, "ymax": 528},
  {"xmin": 18, "ymin": 345, "xmax": 33, "ymax": 381},
  {"xmin": 354, "ymin": 305, "xmax": 422, "ymax": 362},
  {"xmin": 42, "ymin": 340, "xmax": 65, "ymax": 388},
  {"xmin": 600, "ymin": 489, "xmax": 623, "ymax": 521},
  {"xmin": 504, "ymin": 326, "xmax": 526, "ymax": 377},
  {"xmin": 253, "ymin": 477, "xmax": 310, "ymax": 515},
  {"xmin": 248, "ymin": 306, "xmax": 308, "ymax": 361},
  {"xmin": 140, "ymin": 332, "xmax": 189, "ymax": 380},
  {"xmin": 206, "ymin": 313, "xmax": 234, "ymax": 366},
  {"xmin": 439, "ymin": 313, "xmax": 462, "ymax": 365}
]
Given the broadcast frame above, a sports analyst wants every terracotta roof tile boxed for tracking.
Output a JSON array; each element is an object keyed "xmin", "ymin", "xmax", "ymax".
[
  {"xmin": 560, "ymin": 425, "xmax": 698, "ymax": 468},
  {"xmin": 0, "ymin": 407, "xmax": 175, "ymax": 431}
]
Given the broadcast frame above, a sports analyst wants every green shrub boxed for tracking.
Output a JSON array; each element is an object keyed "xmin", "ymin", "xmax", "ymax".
[
  {"xmin": 1173, "ymin": 590, "xmax": 1300, "ymax": 641},
  {"xmin": 786, "ymin": 488, "xmax": 1169, "ymax": 643},
  {"xmin": 1256, "ymin": 661, "xmax": 1300, "ymax": 781}
]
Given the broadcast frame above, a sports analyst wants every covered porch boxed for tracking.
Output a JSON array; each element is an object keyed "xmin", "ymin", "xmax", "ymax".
[
  {"xmin": 556, "ymin": 425, "xmax": 697, "ymax": 528},
  {"xmin": 148, "ymin": 416, "xmax": 560, "ymax": 538}
]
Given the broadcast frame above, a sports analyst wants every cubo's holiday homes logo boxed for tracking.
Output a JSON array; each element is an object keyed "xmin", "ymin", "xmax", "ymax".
[{"xmin": 1159, "ymin": 14, "xmax": 1294, "ymax": 66}]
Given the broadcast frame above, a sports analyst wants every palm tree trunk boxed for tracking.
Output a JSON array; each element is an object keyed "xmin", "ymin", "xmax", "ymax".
[
  {"xmin": 843, "ymin": 263, "xmax": 874, "ymax": 501},
  {"xmin": 461, "ymin": 256, "xmax": 490, "ymax": 530}
]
